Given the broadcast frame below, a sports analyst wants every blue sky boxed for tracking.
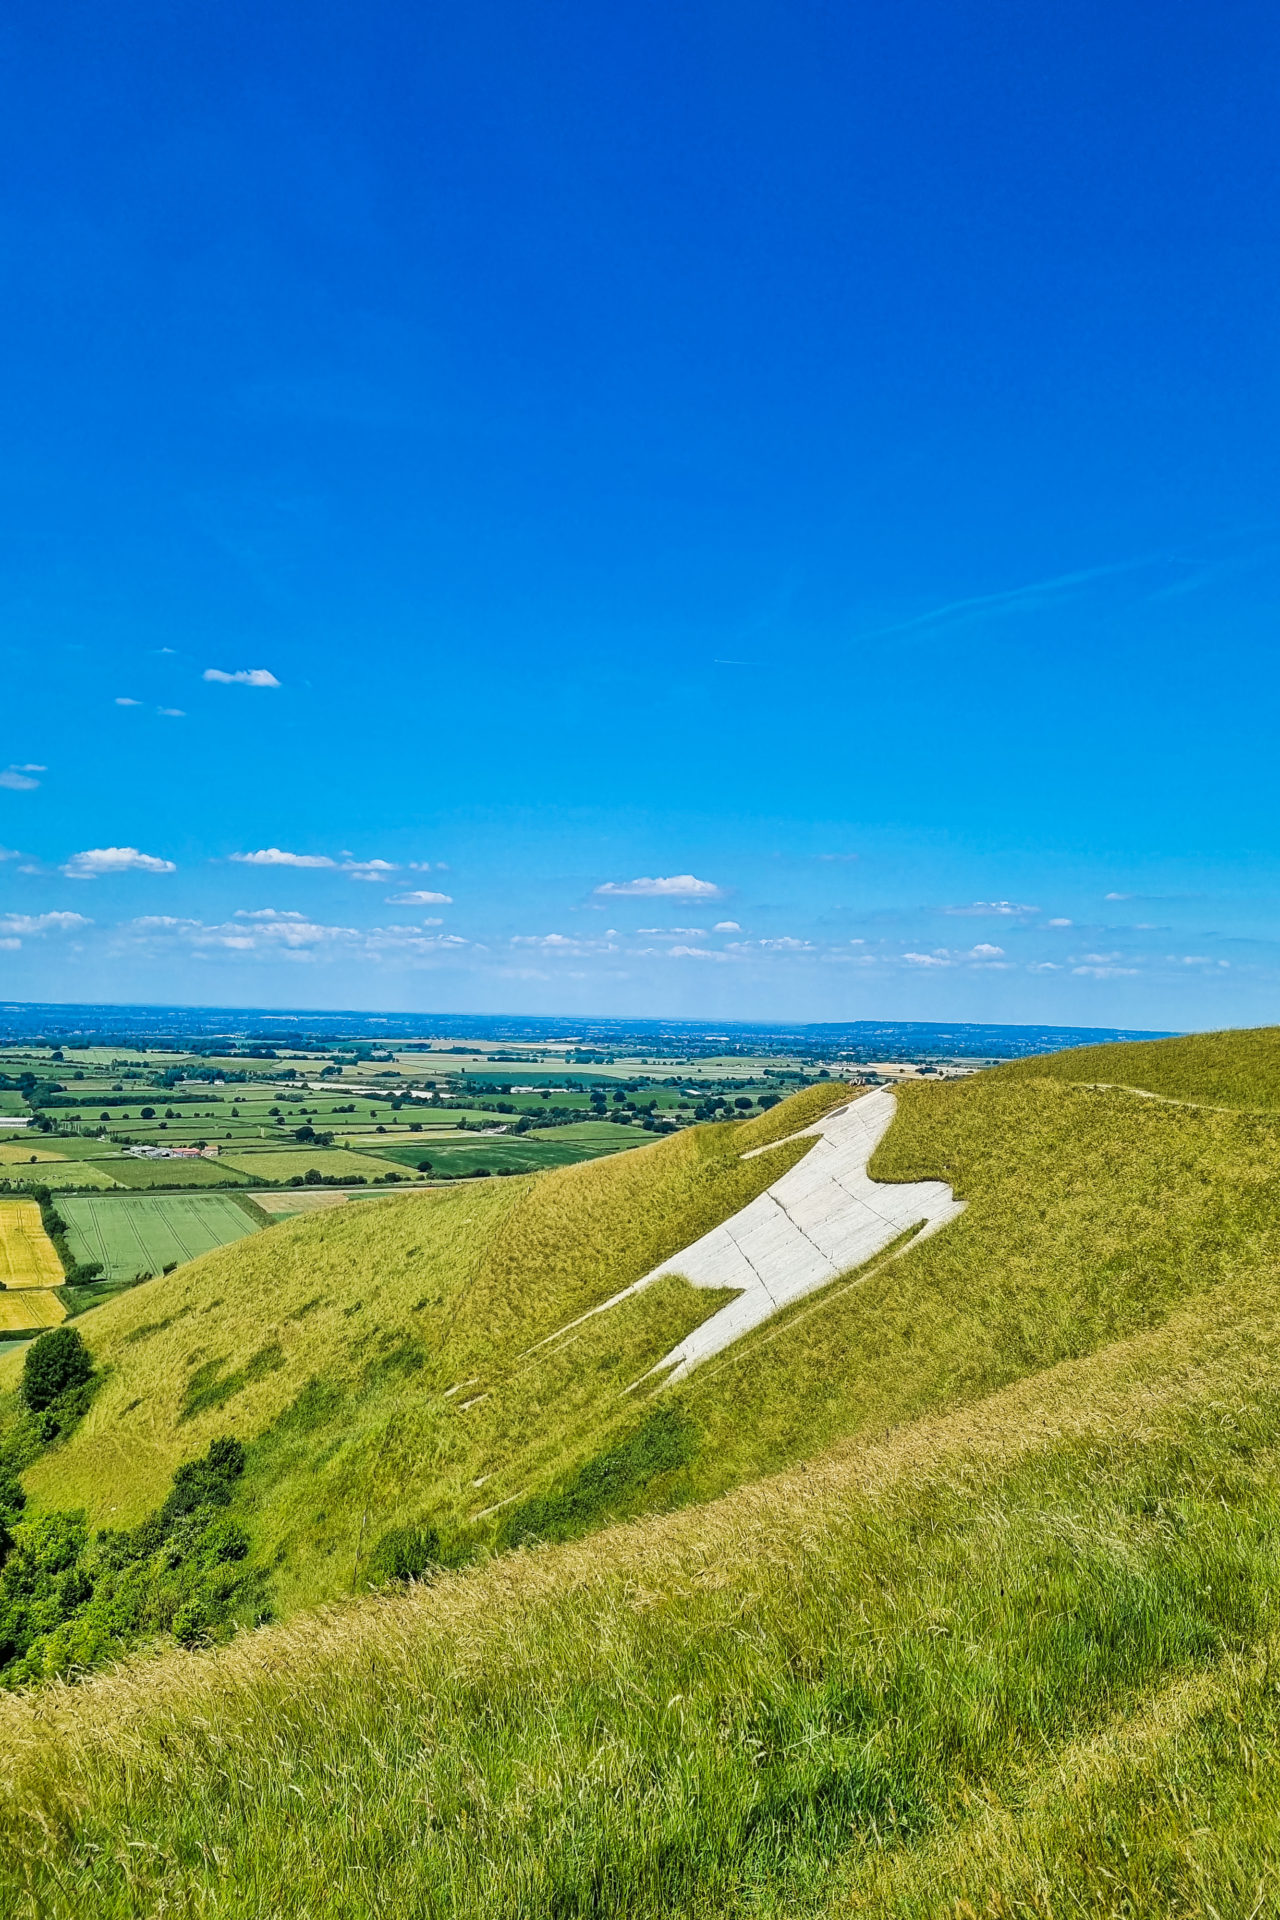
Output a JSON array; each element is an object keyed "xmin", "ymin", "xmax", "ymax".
[{"xmin": 2, "ymin": 0, "xmax": 1279, "ymax": 1027}]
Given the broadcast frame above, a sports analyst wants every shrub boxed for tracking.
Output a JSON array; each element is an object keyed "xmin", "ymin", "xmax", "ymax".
[
  {"xmin": 21, "ymin": 1327, "xmax": 93, "ymax": 1413},
  {"xmin": 365, "ymin": 1524, "xmax": 441, "ymax": 1585}
]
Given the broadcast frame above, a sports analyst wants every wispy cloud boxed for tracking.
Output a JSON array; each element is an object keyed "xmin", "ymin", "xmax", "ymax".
[
  {"xmin": 115, "ymin": 696, "xmax": 142, "ymax": 707},
  {"xmin": 858, "ymin": 550, "xmax": 1167, "ymax": 645},
  {"xmin": 943, "ymin": 901, "xmax": 1039, "ymax": 918},
  {"xmin": 203, "ymin": 667, "xmax": 281, "ymax": 688},
  {"xmin": 62, "ymin": 847, "xmax": 177, "ymax": 878},
  {"xmin": 594, "ymin": 874, "xmax": 722, "ymax": 899},
  {"xmin": 345, "ymin": 859, "xmax": 398, "ymax": 882},
  {"xmin": 0, "ymin": 765, "xmax": 45, "ymax": 792},
  {"xmin": 637, "ymin": 926, "xmax": 707, "ymax": 937},
  {"xmin": 713, "ymin": 920, "xmax": 741, "ymax": 932},
  {"xmin": 388, "ymin": 890, "xmax": 453, "ymax": 905}
]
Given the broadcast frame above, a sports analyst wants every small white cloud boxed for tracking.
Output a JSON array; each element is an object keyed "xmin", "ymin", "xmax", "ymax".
[
  {"xmin": 943, "ymin": 901, "xmax": 1039, "ymax": 918},
  {"xmin": 666, "ymin": 944, "xmax": 726, "ymax": 961},
  {"xmin": 638, "ymin": 926, "xmax": 707, "ymax": 937},
  {"xmin": 62, "ymin": 846, "xmax": 176, "ymax": 878},
  {"xmin": 594, "ymin": 874, "xmax": 722, "ymax": 899},
  {"xmin": 0, "ymin": 766, "xmax": 42, "ymax": 791},
  {"xmin": 1072, "ymin": 964, "xmax": 1139, "ymax": 978},
  {"xmin": 1046, "ymin": 917, "xmax": 1072, "ymax": 927},
  {"xmin": 344, "ymin": 859, "xmax": 399, "ymax": 881},
  {"xmin": 231, "ymin": 848, "xmax": 337, "ymax": 868},
  {"xmin": 115, "ymin": 696, "xmax": 142, "ymax": 707},
  {"xmin": 203, "ymin": 667, "xmax": 281, "ymax": 688},
  {"xmin": 408, "ymin": 860, "xmax": 448, "ymax": 872},
  {"xmin": 756, "ymin": 936, "xmax": 815, "ymax": 952},
  {"xmin": 968, "ymin": 943, "xmax": 1005, "ymax": 959},
  {"xmin": 0, "ymin": 938, "xmax": 18, "ymax": 950},
  {"xmin": 388, "ymin": 890, "xmax": 453, "ymax": 905},
  {"xmin": 158, "ymin": 707, "xmax": 185, "ymax": 718},
  {"xmin": 1028, "ymin": 961, "xmax": 1061, "ymax": 972},
  {"xmin": 713, "ymin": 920, "xmax": 741, "ymax": 932},
  {"xmin": 0, "ymin": 846, "xmax": 20, "ymax": 861},
  {"xmin": 1104, "ymin": 892, "xmax": 1132, "ymax": 901},
  {"xmin": 903, "ymin": 951, "xmax": 952, "ymax": 967}
]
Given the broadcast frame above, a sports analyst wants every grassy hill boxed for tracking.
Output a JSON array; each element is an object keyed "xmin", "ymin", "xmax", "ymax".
[{"xmin": 4, "ymin": 1032, "xmax": 1280, "ymax": 1912}]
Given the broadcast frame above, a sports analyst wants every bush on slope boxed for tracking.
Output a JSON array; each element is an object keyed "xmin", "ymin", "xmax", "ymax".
[{"xmin": 1, "ymin": 1267, "xmax": 1278, "ymax": 1916}]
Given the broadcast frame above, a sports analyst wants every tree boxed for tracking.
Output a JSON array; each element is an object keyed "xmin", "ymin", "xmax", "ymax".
[{"xmin": 21, "ymin": 1326, "xmax": 94, "ymax": 1413}]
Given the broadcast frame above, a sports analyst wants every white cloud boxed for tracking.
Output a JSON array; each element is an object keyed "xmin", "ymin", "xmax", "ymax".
[
  {"xmin": 231, "ymin": 848, "xmax": 337, "ymax": 868},
  {"xmin": 1104, "ymin": 892, "xmax": 1132, "ymax": 901},
  {"xmin": 203, "ymin": 667, "xmax": 281, "ymax": 687},
  {"xmin": 62, "ymin": 847, "xmax": 176, "ymax": 878},
  {"xmin": 1046, "ymin": 917, "xmax": 1072, "ymax": 927},
  {"xmin": 158, "ymin": 707, "xmax": 185, "ymax": 718},
  {"xmin": 904, "ymin": 950, "xmax": 952, "ymax": 967},
  {"xmin": 666, "ymin": 944, "xmax": 726, "ymax": 961},
  {"xmin": 0, "ymin": 938, "xmax": 18, "ymax": 950},
  {"xmin": 115, "ymin": 696, "xmax": 142, "ymax": 707},
  {"xmin": 125, "ymin": 911, "xmax": 468, "ymax": 962},
  {"xmin": 969, "ymin": 943, "xmax": 1005, "ymax": 959},
  {"xmin": 594, "ymin": 874, "xmax": 722, "ymax": 899},
  {"xmin": 0, "ymin": 911, "xmax": 92, "ymax": 939},
  {"xmin": 943, "ymin": 901, "xmax": 1039, "ymax": 917},
  {"xmin": 1073, "ymin": 964, "xmax": 1139, "ymax": 978},
  {"xmin": 344, "ymin": 859, "xmax": 398, "ymax": 881},
  {"xmin": 713, "ymin": 920, "xmax": 741, "ymax": 932},
  {"xmin": 1028, "ymin": 961, "xmax": 1061, "ymax": 972},
  {"xmin": 409, "ymin": 860, "xmax": 448, "ymax": 872},
  {"xmin": 388, "ymin": 890, "xmax": 453, "ymax": 905},
  {"xmin": 637, "ymin": 926, "xmax": 707, "ymax": 937},
  {"xmin": 0, "ymin": 847, "xmax": 19, "ymax": 862},
  {"xmin": 0, "ymin": 765, "xmax": 43, "ymax": 791},
  {"xmin": 755, "ymin": 936, "xmax": 815, "ymax": 952}
]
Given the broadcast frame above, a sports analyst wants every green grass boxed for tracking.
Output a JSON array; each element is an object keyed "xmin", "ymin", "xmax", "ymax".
[
  {"xmin": 1, "ymin": 1270, "xmax": 1279, "ymax": 1917},
  {"xmin": 0, "ymin": 1159, "xmax": 121, "ymax": 1191},
  {"xmin": 997, "ymin": 1020, "xmax": 1280, "ymax": 1109},
  {"xmin": 59, "ymin": 1192, "xmax": 263, "ymax": 1283}
]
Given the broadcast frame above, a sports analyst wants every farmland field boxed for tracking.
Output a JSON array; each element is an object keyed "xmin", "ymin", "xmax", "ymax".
[
  {"xmin": 59, "ymin": 1193, "xmax": 262, "ymax": 1282},
  {"xmin": 220, "ymin": 1147, "xmax": 418, "ymax": 1182},
  {"xmin": 105, "ymin": 1156, "xmax": 247, "ymax": 1189},
  {"xmin": 0, "ymin": 1142, "xmax": 67, "ymax": 1165},
  {"xmin": 375, "ymin": 1132, "xmax": 649, "ymax": 1176},
  {"xmin": 0, "ymin": 1199, "xmax": 63, "ymax": 1287},
  {"xmin": 0, "ymin": 1289, "xmax": 65, "ymax": 1332}
]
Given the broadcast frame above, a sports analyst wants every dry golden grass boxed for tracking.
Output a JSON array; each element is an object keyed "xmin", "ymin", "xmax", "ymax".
[{"xmin": 0, "ymin": 1200, "xmax": 63, "ymax": 1287}]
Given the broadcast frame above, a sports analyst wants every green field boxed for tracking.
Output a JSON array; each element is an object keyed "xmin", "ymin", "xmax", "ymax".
[
  {"xmin": 376, "ymin": 1129, "xmax": 647, "ymax": 1176},
  {"xmin": 219, "ymin": 1146, "xmax": 419, "ymax": 1182},
  {"xmin": 103, "ymin": 1156, "xmax": 248, "ymax": 1189},
  {"xmin": 59, "ymin": 1192, "xmax": 263, "ymax": 1281}
]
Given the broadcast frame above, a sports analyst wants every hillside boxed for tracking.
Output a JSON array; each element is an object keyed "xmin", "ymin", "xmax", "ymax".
[
  {"xmin": 996, "ymin": 1020, "xmax": 1280, "ymax": 1108},
  {"xmin": 0, "ymin": 1081, "xmax": 848, "ymax": 1618},
  {"xmin": 3, "ymin": 1029, "xmax": 1280, "ymax": 1912}
]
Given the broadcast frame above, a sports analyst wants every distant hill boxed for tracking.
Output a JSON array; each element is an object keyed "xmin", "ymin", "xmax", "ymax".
[{"xmin": 4, "ymin": 1028, "xmax": 1280, "ymax": 1914}]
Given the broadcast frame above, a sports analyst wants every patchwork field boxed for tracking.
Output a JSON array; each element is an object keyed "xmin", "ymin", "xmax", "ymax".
[
  {"xmin": 59, "ymin": 1192, "xmax": 263, "ymax": 1282},
  {"xmin": 0, "ymin": 1200, "xmax": 63, "ymax": 1287}
]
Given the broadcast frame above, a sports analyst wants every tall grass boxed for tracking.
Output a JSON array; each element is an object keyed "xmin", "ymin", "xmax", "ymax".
[{"xmin": 1, "ymin": 1267, "xmax": 1278, "ymax": 1915}]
